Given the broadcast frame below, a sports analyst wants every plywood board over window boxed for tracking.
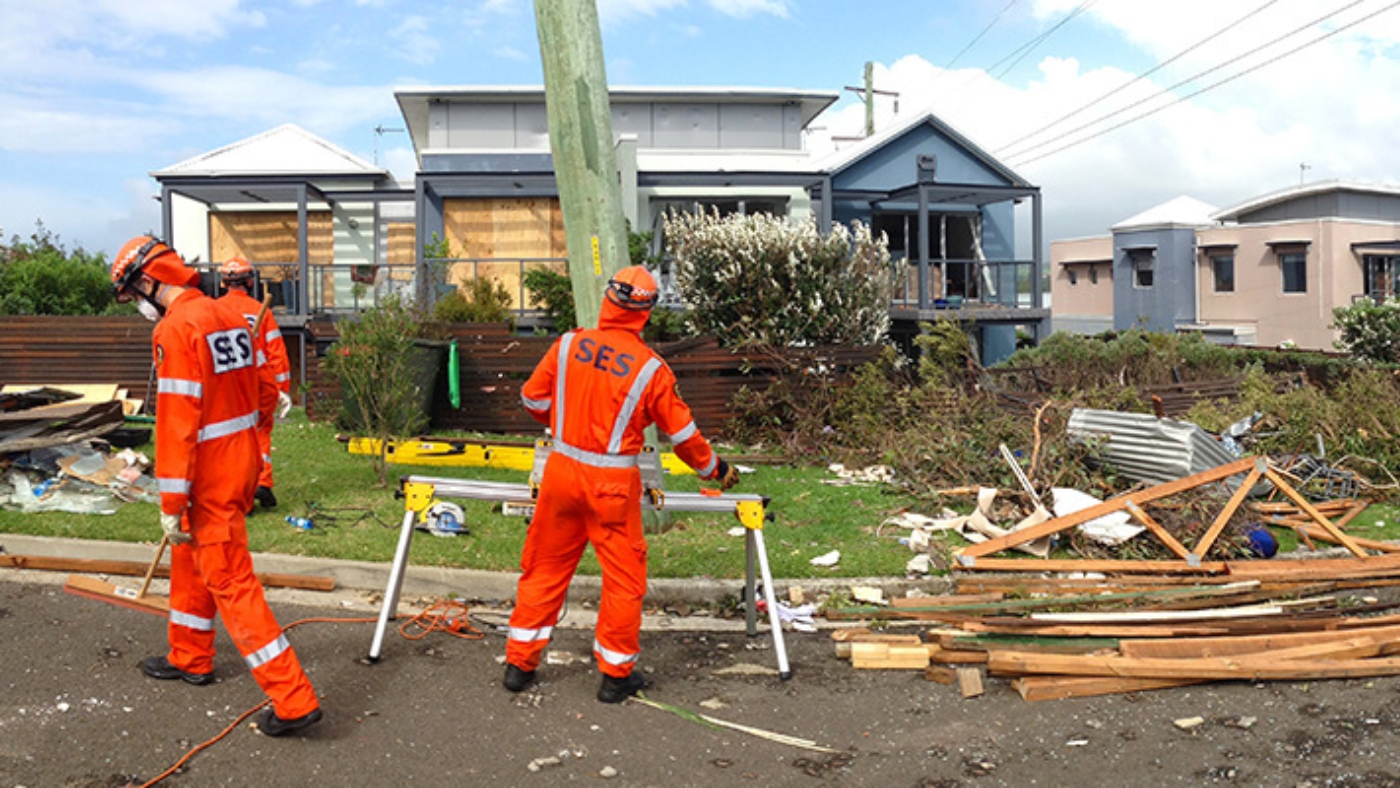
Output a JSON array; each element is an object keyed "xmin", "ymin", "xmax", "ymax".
[
  {"xmin": 210, "ymin": 211, "xmax": 334, "ymax": 280},
  {"xmin": 386, "ymin": 221, "xmax": 416, "ymax": 282},
  {"xmin": 442, "ymin": 198, "xmax": 567, "ymax": 308}
]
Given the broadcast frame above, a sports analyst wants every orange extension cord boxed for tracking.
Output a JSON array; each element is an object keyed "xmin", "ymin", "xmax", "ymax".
[{"xmin": 139, "ymin": 605, "xmax": 485, "ymax": 787}]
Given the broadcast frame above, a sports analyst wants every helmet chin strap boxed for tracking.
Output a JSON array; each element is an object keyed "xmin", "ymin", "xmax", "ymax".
[{"xmin": 134, "ymin": 280, "xmax": 170, "ymax": 319}]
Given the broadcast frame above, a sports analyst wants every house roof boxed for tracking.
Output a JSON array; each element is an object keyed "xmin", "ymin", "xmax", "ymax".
[
  {"xmin": 152, "ymin": 124, "xmax": 386, "ymax": 178},
  {"xmin": 1211, "ymin": 179, "xmax": 1400, "ymax": 222},
  {"xmin": 395, "ymin": 85, "xmax": 840, "ymax": 157},
  {"xmin": 814, "ymin": 108, "xmax": 1031, "ymax": 187},
  {"xmin": 1111, "ymin": 195, "xmax": 1218, "ymax": 231}
]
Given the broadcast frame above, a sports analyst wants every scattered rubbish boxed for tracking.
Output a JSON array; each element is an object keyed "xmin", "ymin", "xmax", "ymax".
[
  {"xmin": 1174, "ymin": 717, "xmax": 1205, "ymax": 731},
  {"xmin": 850, "ymin": 586, "xmax": 884, "ymax": 605},
  {"xmin": 823, "ymin": 463, "xmax": 893, "ymax": 486},
  {"xmin": 1051, "ymin": 487, "xmax": 1141, "ymax": 546},
  {"xmin": 285, "ymin": 516, "xmax": 315, "ymax": 532},
  {"xmin": 809, "ymin": 550, "xmax": 840, "ymax": 567},
  {"xmin": 630, "ymin": 695, "xmax": 840, "ymax": 753}
]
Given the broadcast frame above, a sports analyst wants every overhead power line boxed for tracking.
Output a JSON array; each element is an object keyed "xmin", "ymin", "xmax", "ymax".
[
  {"xmin": 944, "ymin": 0, "xmax": 1098, "ymax": 116},
  {"xmin": 994, "ymin": 0, "xmax": 1282, "ymax": 159},
  {"xmin": 1006, "ymin": 0, "xmax": 1400, "ymax": 168},
  {"xmin": 934, "ymin": 0, "xmax": 1022, "ymax": 80}
]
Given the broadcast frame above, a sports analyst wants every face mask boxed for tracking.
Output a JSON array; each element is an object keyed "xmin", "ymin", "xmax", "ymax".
[{"xmin": 136, "ymin": 299, "xmax": 163, "ymax": 322}]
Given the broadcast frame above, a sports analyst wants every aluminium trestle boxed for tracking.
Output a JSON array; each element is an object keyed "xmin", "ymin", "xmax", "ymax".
[{"xmin": 367, "ymin": 442, "xmax": 792, "ymax": 679}]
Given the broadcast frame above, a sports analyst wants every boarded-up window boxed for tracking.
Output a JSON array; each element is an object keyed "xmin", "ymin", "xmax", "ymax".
[
  {"xmin": 386, "ymin": 221, "xmax": 416, "ymax": 283},
  {"xmin": 210, "ymin": 211, "xmax": 334, "ymax": 280},
  {"xmin": 441, "ymin": 198, "xmax": 567, "ymax": 309}
]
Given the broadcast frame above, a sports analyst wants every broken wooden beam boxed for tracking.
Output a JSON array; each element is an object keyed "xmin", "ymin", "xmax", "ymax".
[{"xmin": 2, "ymin": 553, "xmax": 336, "ymax": 591}]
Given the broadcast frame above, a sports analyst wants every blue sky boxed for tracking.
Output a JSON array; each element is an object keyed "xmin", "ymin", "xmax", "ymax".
[{"xmin": 3, "ymin": 0, "xmax": 1399, "ymax": 258}]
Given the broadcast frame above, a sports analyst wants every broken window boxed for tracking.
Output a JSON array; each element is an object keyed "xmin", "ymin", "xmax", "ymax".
[{"xmin": 1363, "ymin": 254, "xmax": 1400, "ymax": 300}]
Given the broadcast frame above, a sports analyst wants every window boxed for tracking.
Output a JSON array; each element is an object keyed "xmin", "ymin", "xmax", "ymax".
[
  {"xmin": 1089, "ymin": 265, "xmax": 1098, "ymax": 284},
  {"xmin": 1280, "ymin": 251, "xmax": 1307, "ymax": 294},
  {"xmin": 1067, "ymin": 269, "xmax": 1077, "ymax": 285},
  {"xmin": 1128, "ymin": 249, "xmax": 1154, "ymax": 289},
  {"xmin": 1211, "ymin": 254, "xmax": 1234, "ymax": 293},
  {"xmin": 1364, "ymin": 254, "xmax": 1400, "ymax": 300}
]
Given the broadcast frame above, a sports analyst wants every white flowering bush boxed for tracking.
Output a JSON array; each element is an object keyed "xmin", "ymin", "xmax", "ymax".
[{"xmin": 664, "ymin": 210, "xmax": 892, "ymax": 347}]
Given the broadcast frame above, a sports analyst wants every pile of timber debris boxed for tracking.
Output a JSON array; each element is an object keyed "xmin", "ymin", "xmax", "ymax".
[{"xmin": 828, "ymin": 455, "xmax": 1400, "ymax": 701}]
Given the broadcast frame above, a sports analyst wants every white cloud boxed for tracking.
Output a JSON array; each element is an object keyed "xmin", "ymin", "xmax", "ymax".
[
  {"xmin": 707, "ymin": 0, "xmax": 789, "ymax": 18},
  {"xmin": 389, "ymin": 16, "xmax": 442, "ymax": 66},
  {"xmin": 493, "ymin": 45, "xmax": 531, "ymax": 62}
]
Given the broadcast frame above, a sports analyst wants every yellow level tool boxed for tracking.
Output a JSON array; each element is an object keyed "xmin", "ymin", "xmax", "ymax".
[{"xmin": 346, "ymin": 437, "xmax": 697, "ymax": 476}]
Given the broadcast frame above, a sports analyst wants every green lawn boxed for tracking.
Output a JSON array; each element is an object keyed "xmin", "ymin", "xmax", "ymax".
[
  {"xmin": 6, "ymin": 410, "xmax": 1398, "ymax": 580},
  {"xmin": 0, "ymin": 410, "xmax": 926, "ymax": 580}
]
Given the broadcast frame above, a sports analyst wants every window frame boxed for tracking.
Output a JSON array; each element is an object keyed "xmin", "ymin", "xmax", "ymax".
[
  {"xmin": 1279, "ymin": 249, "xmax": 1307, "ymax": 294},
  {"xmin": 1128, "ymin": 249, "xmax": 1155, "ymax": 290},
  {"xmin": 1210, "ymin": 253, "xmax": 1235, "ymax": 293}
]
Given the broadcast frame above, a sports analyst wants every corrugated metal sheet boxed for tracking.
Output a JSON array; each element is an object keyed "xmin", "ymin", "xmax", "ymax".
[{"xmin": 1066, "ymin": 408, "xmax": 1243, "ymax": 486}]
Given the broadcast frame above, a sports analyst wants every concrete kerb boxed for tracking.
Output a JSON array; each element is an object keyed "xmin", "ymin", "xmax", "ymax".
[{"xmin": 0, "ymin": 533, "xmax": 953, "ymax": 609}]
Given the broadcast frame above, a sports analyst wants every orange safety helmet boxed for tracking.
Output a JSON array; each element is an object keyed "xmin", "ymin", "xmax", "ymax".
[
  {"xmin": 604, "ymin": 266, "xmax": 658, "ymax": 312},
  {"xmin": 110, "ymin": 235, "xmax": 199, "ymax": 295},
  {"xmin": 220, "ymin": 256, "xmax": 254, "ymax": 285}
]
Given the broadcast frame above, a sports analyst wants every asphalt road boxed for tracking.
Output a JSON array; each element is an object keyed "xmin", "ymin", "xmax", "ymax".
[{"xmin": 6, "ymin": 572, "xmax": 1400, "ymax": 788}]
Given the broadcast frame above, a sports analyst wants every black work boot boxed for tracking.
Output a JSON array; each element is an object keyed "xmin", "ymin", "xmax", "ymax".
[
  {"xmin": 597, "ymin": 671, "xmax": 646, "ymax": 704},
  {"xmin": 503, "ymin": 663, "xmax": 537, "ymax": 693},
  {"xmin": 140, "ymin": 655, "xmax": 215, "ymax": 686},
  {"xmin": 254, "ymin": 486, "xmax": 278, "ymax": 509},
  {"xmin": 256, "ymin": 707, "xmax": 323, "ymax": 737}
]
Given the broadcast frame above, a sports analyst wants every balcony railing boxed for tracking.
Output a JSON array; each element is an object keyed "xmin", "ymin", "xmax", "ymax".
[
  {"xmin": 889, "ymin": 256, "xmax": 1041, "ymax": 310},
  {"xmin": 198, "ymin": 255, "xmax": 1042, "ymax": 321}
]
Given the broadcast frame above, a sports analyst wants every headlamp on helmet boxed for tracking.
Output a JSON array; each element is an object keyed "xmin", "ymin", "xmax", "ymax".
[{"xmin": 605, "ymin": 266, "xmax": 659, "ymax": 312}]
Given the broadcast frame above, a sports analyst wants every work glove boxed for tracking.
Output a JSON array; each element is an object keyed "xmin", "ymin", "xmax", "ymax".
[
  {"xmin": 276, "ymin": 391, "xmax": 293, "ymax": 419},
  {"xmin": 161, "ymin": 512, "xmax": 192, "ymax": 545},
  {"xmin": 715, "ymin": 458, "xmax": 740, "ymax": 491}
]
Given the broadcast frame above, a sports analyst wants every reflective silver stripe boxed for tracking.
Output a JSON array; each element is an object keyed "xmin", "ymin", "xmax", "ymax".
[
  {"xmin": 668, "ymin": 421, "xmax": 698, "ymax": 445},
  {"xmin": 607, "ymin": 357, "xmax": 661, "ymax": 453},
  {"xmin": 262, "ymin": 454, "xmax": 272, "ymax": 464},
  {"xmin": 698, "ymin": 455, "xmax": 718, "ymax": 477},
  {"xmin": 508, "ymin": 625, "xmax": 554, "ymax": 643},
  {"xmin": 256, "ymin": 350, "xmax": 268, "ymax": 366},
  {"xmin": 158, "ymin": 378, "xmax": 203, "ymax": 398},
  {"xmin": 522, "ymin": 394, "xmax": 551, "ymax": 411},
  {"xmin": 274, "ymin": 372, "xmax": 291, "ymax": 383},
  {"xmin": 244, "ymin": 633, "xmax": 290, "ymax": 670},
  {"xmin": 157, "ymin": 477, "xmax": 190, "ymax": 494},
  {"xmin": 593, "ymin": 639, "xmax": 638, "ymax": 667},
  {"xmin": 264, "ymin": 329, "xmax": 282, "ymax": 343},
  {"xmin": 553, "ymin": 333, "xmax": 575, "ymax": 439},
  {"xmin": 170, "ymin": 609, "xmax": 215, "ymax": 631},
  {"xmin": 198, "ymin": 411, "xmax": 259, "ymax": 442},
  {"xmin": 554, "ymin": 441, "xmax": 639, "ymax": 469}
]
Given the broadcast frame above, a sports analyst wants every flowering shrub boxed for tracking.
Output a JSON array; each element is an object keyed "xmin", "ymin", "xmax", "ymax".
[
  {"xmin": 663, "ymin": 210, "xmax": 892, "ymax": 347},
  {"xmin": 1333, "ymin": 298, "xmax": 1400, "ymax": 364}
]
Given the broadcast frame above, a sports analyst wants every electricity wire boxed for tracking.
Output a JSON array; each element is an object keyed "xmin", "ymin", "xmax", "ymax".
[
  {"xmin": 994, "ymin": 0, "xmax": 1282, "ymax": 158},
  {"xmin": 1005, "ymin": 0, "xmax": 1391, "ymax": 167},
  {"xmin": 934, "ymin": 0, "xmax": 1023, "ymax": 80},
  {"xmin": 944, "ymin": 0, "xmax": 1098, "ymax": 116}
]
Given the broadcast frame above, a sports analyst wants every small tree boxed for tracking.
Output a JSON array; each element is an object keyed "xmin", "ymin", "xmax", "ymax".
[
  {"xmin": 664, "ymin": 210, "xmax": 891, "ymax": 347},
  {"xmin": 0, "ymin": 223, "xmax": 123, "ymax": 315},
  {"xmin": 321, "ymin": 296, "xmax": 434, "ymax": 485},
  {"xmin": 1333, "ymin": 298, "xmax": 1400, "ymax": 364}
]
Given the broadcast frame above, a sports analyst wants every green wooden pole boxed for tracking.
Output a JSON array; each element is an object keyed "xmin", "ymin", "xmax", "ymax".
[
  {"xmin": 534, "ymin": 0, "xmax": 668, "ymax": 530},
  {"xmin": 533, "ymin": 0, "xmax": 629, "ymax": 331}
]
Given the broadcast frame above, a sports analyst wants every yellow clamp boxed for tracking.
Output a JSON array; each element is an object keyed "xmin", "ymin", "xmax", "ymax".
[
  {"xmin": 646, "ymin": 487, "xmax": 665, "ymax": 509},
  {"xmin": 401, "ymin": 480, "xmax": 437, "ymax": 514},
  {"xmin": 735, "ymin": 499, "xmax": 765, "ymax": 531}
]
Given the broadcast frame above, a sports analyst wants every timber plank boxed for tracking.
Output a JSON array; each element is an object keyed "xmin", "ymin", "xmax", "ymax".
[{"xmin": 1011, "ymin": 676, "xmax": 1204, "ymax": 702}]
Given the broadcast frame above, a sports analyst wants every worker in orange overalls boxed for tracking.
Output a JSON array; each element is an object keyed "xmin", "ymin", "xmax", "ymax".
[
  {"xmin": 110, "ymin": 236, "xmax": 322, "ymax": 737},
  {"xmin": 219, "ymin": 256, "xmax": 292, "ymax": 510},
  {"xmin": 504, "ymin": 265, "xmax": 739, "ymax": 703}
]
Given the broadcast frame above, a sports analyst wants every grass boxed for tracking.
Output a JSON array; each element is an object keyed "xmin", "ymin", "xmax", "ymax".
[
  {"xmin": 0, "ymin": 410, "xmax": 926, "ymax": 580},
  {"xmin": 6, "ymin": 410, "xmax": 1398, "ymax": 580}
]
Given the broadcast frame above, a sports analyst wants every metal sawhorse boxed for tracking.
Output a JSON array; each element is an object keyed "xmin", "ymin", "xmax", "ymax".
[{"xmin": 366, "ymin": 440, "xmax": 792, "ymax": 679}]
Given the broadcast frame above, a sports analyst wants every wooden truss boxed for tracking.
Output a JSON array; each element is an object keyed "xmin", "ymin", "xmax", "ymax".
[{"xmin": 955, "ymin": 457, "xmax": 1367, "ymax": 569}]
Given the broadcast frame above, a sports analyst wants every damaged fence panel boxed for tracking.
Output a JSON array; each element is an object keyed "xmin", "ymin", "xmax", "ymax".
[{"xmin": 1066, "ymin": 408, "xmax": 1241, "ymax": 487}]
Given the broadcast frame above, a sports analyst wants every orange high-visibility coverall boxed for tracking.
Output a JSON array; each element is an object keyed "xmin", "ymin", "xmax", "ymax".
[
  {"xmin": 219, "ymin": 288, "xmax": 291, "ymax": 490},
  {"xmin": 507, "ymin": 299, "xmax": 723, "ymax": 678},
  {"xmin": 154, "ymin": 289, "xmax": 318, "ymax": 719}
]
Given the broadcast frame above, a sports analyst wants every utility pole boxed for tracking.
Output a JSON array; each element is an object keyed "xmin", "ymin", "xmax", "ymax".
[
  {"xmin": 1299, "ymin": 162, "xmax": 1312, "ymax": 186},
  {"xmin": 843, "ymin": 61, "xmax": 899, "ymax": 138},
  {"xmin": 533, "ymin": 0, "xmax": 629, "ymax": 330},
  {"xmin": 533, "ymin": 0, "xmax": 667, "ymax": 529}
]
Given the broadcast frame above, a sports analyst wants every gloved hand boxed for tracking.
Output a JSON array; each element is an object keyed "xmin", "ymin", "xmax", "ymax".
[
  {"xmin": 276, "ymin": 391, "xmax": 293, "ymax": 419},
  {"xmin": 161, "ymin": 512, "xmax": 192, "ymax": 545},
  {"xmin": 715, "ymin": 458, "xmax": 740, "ymax": 491}
]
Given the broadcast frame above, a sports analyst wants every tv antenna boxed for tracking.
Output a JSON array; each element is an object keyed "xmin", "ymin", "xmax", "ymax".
[{"xmin": 373, "ymin": 124, "xmax": 406, "ymax": 166}]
